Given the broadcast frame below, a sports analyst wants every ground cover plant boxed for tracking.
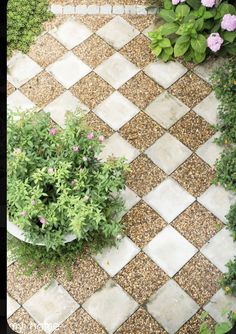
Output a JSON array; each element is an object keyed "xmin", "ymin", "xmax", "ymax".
[
  {"xmin": 7, "ymin": 0, "xmax": 53, "ymax": 57},
  {"xmin": 7, "ymin": 110, "xmax": 128, "ymax": 277},
  {"xmin": 200, "ymin": 310, "xmax": 236, "ymax": 333},
  {"xmin": 149, "ymin": 0, "xmax": 236, "ymax": 63}
]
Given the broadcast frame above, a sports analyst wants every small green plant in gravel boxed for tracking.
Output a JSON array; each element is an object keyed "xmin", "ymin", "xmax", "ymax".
[
  {"xmin": 226, "ymin": 203, "xmax": 236, "ymax": 241},
  {"xmin": 7, "ymin": 0, "xmax": 53, "ymax": 57},
  {"xmin": 220, "ymin": 256, "xmax": 236, "ymax": 296},
  {"xmin": 200, "ymin": 310, "xmax": 236, "ymax": 334}
]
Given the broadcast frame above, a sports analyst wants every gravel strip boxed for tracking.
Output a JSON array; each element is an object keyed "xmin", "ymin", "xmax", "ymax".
[
  {"xmin": 169, "ymin": 111, "xmax": 215, "ymax": 151},
  {"xmin": 115, "ymin": 252, "xmax": 169, "ymax": 304},
  {"xmin": 174, "ymin": 253, "xmax": 223, "ymax": 306},
  {"xmin": 119, "ymin": 71, "xmax": 163, "ymax": 110},
  {"xmin": 78, "ymin": 15, "xmax": 113, "ymax": 31},
  {"xmin": 172, "ymin": 202, "xmax": 223, "ymax": 249},
  {"xmin": 120, "ymin": 111, "xmax": 165, "ymax": 151},
  {"xmin": 177, "ymin": 309, "xmax": 216, "ymax": 334},
  {"xmin": 7, "ymin": 81, "xmax": 16, "ymax": 96},
  {"xmin": 125, "ymin": 154, "xmax": 166, "ymax": 197},
  {"xmin": 122, "ymin": 201, "xmax": 166, "ymax": 248},
  {"xmin": 172, "ymin": 154, "xmax": 215, "ymax": 197},
  {"xmin": 8, "ymin": 307, "xmax": 45, "ymax": 334},
  {"xmin": 85, "ymin": 111, "xmax": 114, "ymax": 138},
  {"xmin": 122, "ymin": 14, "xmax": 155, "ymax": 31},
  {"xmin": 168, "ymin": 72, "xmax": 212, "ymax": 109}
]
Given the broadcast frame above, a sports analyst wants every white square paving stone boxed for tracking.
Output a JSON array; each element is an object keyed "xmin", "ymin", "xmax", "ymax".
[
  {"xmin": 23, "ymin": 280, "xmax": 79, "ymax": 334},
  {"xmin": 44, "ymin": 91, "xmax": 89, "ymax": 128},
  {"xmin": 47, "ymin": 52, "xmax": 91, "ymax": 89},
  {"xmin": 49, "ymin": 19, "xmax": 92, "ymax": 49},
  {"xmin": 201, "ymin": 228, "xmax": 236, "ymax": 273},
  {"xmin": 198, "ymin": 185, "xmax": 236, "ymax": 223},
  {"xmin": 7, "ymin": 294, "xmax": 20, "ymax": 318},
  {"xmin": 193, "ymin": 57, "xmax": 225, "ymax": 83},
  {"xmin": 116, "ymin": 186, "xmax": 141, "ymax": 221},
  {"xmin": 83, "ymin": 279, "xmax": 138, "ymax": 334},
  {"xmin": 95, "ymin": 53, "xmax": 139, "ymax": 89},
  {"xmin": 145, "ymin": 133, "xmax": 192, "ymax": 175},
  {"xmin": 146, "ymin": 280, "xmax": 199, "ymax": 334},
  {"xmin": 144, "ymin": 60, "xmax": 187, "ymax": 89},
  {"xmin": 96, "ymin": 16, "xmax": 139, "ymax": 50},
  {"xmin": 143, "ymin": 225, "xmax": 197, "ymax": 277},
  {"xmin": 204, "ymin": 289, "xmax": 236, "ymax": 323},
  {"xmin": 94, "ymin": 91, "xmax": 139, "ymax": 130},
  {"xmin": 145, "ymin": 92, "xmax": 189, "ymax": 129},
  {"xmin": 7, "ymin": 90, "xmax": 36, "ymax": 112},
  {"xmin": 193, "ymin": 92, "xmax": 219, "ymax": 125},
  {"xmin": 93, "ymin": 236, "xmax": 140, "ymax": 277},
  {"xmin": 143, "ymin": 178, "xmax": 195, "ymax": 223},
  {"xmin": 7, "ymin": 52, "xmax": 42, "ymax": 88},
  {"xmin": 196, "ymin": 133, "xmax": 224, "ymax": 167},
  {"xmin": 98, "ymin": 132, "xmax": 140, "ymax": 163}
]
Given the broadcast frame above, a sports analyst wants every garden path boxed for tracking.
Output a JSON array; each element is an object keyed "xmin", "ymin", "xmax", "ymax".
[{"xmin": 7, "ymin": 8, "xmax": 236, "ymax": 334}]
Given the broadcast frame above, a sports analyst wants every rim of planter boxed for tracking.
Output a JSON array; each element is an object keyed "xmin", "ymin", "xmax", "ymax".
[{"xmin": 7, "ymin": 219, "xmax": 77, "ymax": 246}]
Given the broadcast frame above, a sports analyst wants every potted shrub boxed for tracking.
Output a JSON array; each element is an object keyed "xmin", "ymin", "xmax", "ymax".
[{"xmin": 7, "ymin": 109, "xmax": 128, "ymax": 253}]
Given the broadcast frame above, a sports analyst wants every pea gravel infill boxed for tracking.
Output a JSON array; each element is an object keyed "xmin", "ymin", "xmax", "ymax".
[{"xmin": 7, "ymin": 10, "xmax": 236, "ymax": 334}]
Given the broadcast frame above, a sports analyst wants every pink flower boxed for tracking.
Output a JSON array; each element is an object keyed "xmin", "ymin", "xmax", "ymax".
[
  {"xmin": 31, "ymin": 200, "xmax": 36, "ymax": 205},
  {"xmin": 221, "ymin": 14, "xmax": 236, "ymax": 32},
  {"xmin": 49, "ymin": 128, "xmax": 57, "ymax": 135},
  {"xmin": 48, "ymin": 168, "xmax": 54, "ymax": 174},
  {"xmin": 98, "ymin": 135, "xmax": 105, "ymax": 142},
  {"xmin": 83, "ymin": 157, "xmax": 87, "ymax": 162},
  {"xmin": 39, "ymin": 217, "xmax": 46, "ymax": 224},
  {"xmin": 87, "ymin": 132, "xmax": 94, "ymax": 140},
  {"xmin": 172, "ymin": 0, "xmax": 185, "ymax": 4},
  {"xmin": 201, "ymin": 0, "xmax": 215, "ymax": 7},
  {"xmin": 207, "ymin": 33, "xmax": 224, "ymax": 52},
  {"xmin": 72, "ymin": 146, "xmax": 79, "ymax": 152},
  {"xmin": 21, "ymin": 211, "xmax": 27, "ymax": 217}
]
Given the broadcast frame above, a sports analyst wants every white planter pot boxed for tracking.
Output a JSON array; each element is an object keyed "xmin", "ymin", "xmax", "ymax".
[{"xmin": 7, "ymin": 220, "xmax": 77, "ymax": 246}]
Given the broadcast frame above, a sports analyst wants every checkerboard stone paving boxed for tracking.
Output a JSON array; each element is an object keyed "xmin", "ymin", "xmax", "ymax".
[{"xmin": 7, "ymin": 12, "xmax": 236, "ymax": 334}]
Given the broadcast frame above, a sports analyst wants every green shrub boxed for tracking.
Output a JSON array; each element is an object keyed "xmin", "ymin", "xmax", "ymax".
[
  {"xmin": 199, "ymin": 310, "xmax": 236, "ymax": 334},
  {"xmin": 226, "ymin": 203, "xmax": 236, "ymax": 241},
  {"xmin": 220, "ymin": 257, "xmax": 236, "ymax": 296},
  {"xmin": 149, "ymin": 0, "xmax": 236, "ymax": 63},
  {"xmin": 7, "ymin": 0, "xmax": 53, "ymax": 57},
  {"xmin": 7, "ymin": 110, "xmax": 128, "ymax": 251}
]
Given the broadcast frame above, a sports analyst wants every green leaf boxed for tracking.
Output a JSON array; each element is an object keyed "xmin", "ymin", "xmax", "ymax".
[
  {"xmin": 203, "ymin": 10, "xmax": 214, "ymax": 19},
  {"xmin": 159, "ymin": 9, "xmax": 176, "ymax": 22},
  {"xmin": 199, "ymin": 323, "xmax": 212, "ymax": 334},
  {"xmin": 164, "ymin": 46, "xmax": 174, "ymax": 55},
  {"xmin": 193, "ymin": 50, "xmax": 206, "ymax": 64},
  {"xmin": 160, "ymin": 49, "xmax": 172, "ymax": 62},
  {"xmin": 159, "ymin": 38, "xmax": 172, "ymax": 48},
  {"xmin": 153, "ymin": 45, "xmax": 162, "ymax": 56},
  {"xmin": 174, "ymin": 36, "xmax": 190, "ymax": 56},
  {"xmin": 186, "ymin": 0, "xmax": 201, "ymax": 10},
  {"xmin": 222, "ymin": 31, "xmax": 236, "ymax": 43},
  {"xmin": 176, "ymin": 4, "xmax": 190, "ymax": 17},
  {"xmin": 163, "ymin": 0, "xmax": 173, "ymax": 10},
  {"xmin": 194, "ymin": 18, "xmax": 204, "ymax": 31},
  {"xmin": 200, "ymin": 311, "xmax": 209, "ymax": 321},
  {"xmin": 215, "ymin": 3, "xmax": 236, "ymax": 19},
  {"xmin": 215, "ymin": 322, "xmax": 233, "ymax": 334},
  {"xmin": 191, "ymin": 34, "xmax": 206, "ymax": 53},
  {"xmin": 159, "ymin": 22, "xmax": 179, "ymax": 36}
]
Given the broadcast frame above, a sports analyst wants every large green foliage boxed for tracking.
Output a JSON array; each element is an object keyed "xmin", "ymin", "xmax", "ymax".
[{"xmin": 7, "ymin": 0, "xmax": 53, "ymax": 57}]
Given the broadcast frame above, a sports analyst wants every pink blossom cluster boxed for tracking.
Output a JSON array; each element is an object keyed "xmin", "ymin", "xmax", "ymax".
[
  {"xmin": 172, "ymin": 0, "xmax": 185, "ymax": 5},
  {"xmin": 207, "ymin": 33, "xmax": 224, "ymax": 52},
  {"xmin": 221, "ymin": 14, "xmax": 236, "ymax": 32},
  {"xmin": 201, "ymin": 0, "xmax": 215, "ymax": 7}
]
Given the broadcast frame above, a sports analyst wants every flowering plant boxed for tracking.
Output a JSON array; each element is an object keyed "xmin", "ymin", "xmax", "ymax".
[
  {"xmin": 149, "ymin": 0, "xmax": 236, "ymax": 63},
  {"xmin": 7, "ymin": 110, "xmax": 128, "ymax": 251}
]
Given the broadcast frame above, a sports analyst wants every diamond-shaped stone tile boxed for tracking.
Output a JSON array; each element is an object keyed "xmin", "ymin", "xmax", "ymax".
[
  {"xmin": 7, "ymin": 90, "xmax": 36, "ymax": 112},
  {"xmin": 96, "ymin": 16, "xmax": 139, "ymax": 50},
  {"xmin": 193, "ymin": 92, "xmax": 219, "ymax": 125},
  {"xmin": 120, "ymin": 112, "xmax": 165, "ymax": 152},
  {"xmin": 172, "ymin": 154, "xmax": 215, "ymax": 197},
  {"xmin": 196, "ymin": 133, "xmax": 224, "ymax": 167},
  {"xmin": 143, "ymin": 178, "xmax": 195, "ymax": 223},
  {"xmin": 145, "ymin": 133, "xmax": 192, "ymax": 175},
  {"xmin": 144, "ymin": 60, "xmax": 187, "ymax": 89},
  {"xmin": 146, "ymin": 280, "xmax": 199, "ymax": 334},
  {"xmin": 94, "ymin": 91, "xmax": 139, "ymax": 130},
  {"xmin": 44, "ymin": 91, "xmax": 89, "ymax": 128},
  {"xmin": 73, "ymin": 34, "xmax": 115, "ymax": 69},
  {"xmin": 98, "ymin": 132, "xmax": 140, "ymax": 163},
  {"xmin": 201, "ymin": 228, "xmax": 236, "ymax": 273},
  {"xmin": 50, "ymin": 19, "xmax": 93, "ymax": 50},
  {"xmin": 7, "ymin": 52, "xmax": 42, "ymax": 88},
  {"xmin": 143, "ymin": 225, "xmax": 197, "ymax": 276},
  {"xmin": 119, "ymin": 186, "xmax": 141, "ymax": 217},
  {"xmin": 145, "ymin": 91, "xmax": 189, "ymax": 129},
  {"xmin": 204, "ymin": 289, "xmax": 236, "ymax": 323},
  {"xmin": 70, "ymin": 72, "xmax": 114, "ymax": 110},
  {"xmin": 172, "ymin": 202, "xmax": 223, "ymax": 249},
  {"xmin": 175, "ymin": 253, "xmax": 223, "ymax": 306},
  {"xmin": 115, "ymin": 252, "xmax": 168, "ymax": 304},
  {"xmin": 198, "ymin": 185, "xmax": 236, "ymax": 223},
  {"xmin": 125, "ymin": 154, "xmax": 166, "ymax": 197},
  {"xmin": 122, "ymin": 201, "xmax": 166, "ymax": 248},
  {"xmin": 170, "ymin": 111, "xmax": 215, "ymax": 151},
  {"xmin": 47, "ymin": 52, "xmax": 91, "ymax": 89},
  {"xmin": 193, "ymin": 57, "xmax": 225, "ymax": 83},
  {"xmin": 93, "ymin": 236, "xmax": 140, "ymax": 277},
  {"xmin": 7, "ymin": 294, "xmax": 20, "ymax": 318},
  {"xmin": 23, "ymin": 280, "xmax": 79, "ymax": 334},
  {"xmin": 95, "ymin": 53, "xmax": 139, "ymax": 89},
  {"xmin": 83, "ymin": 279, "xmax": 138, "ymax": 334}
]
